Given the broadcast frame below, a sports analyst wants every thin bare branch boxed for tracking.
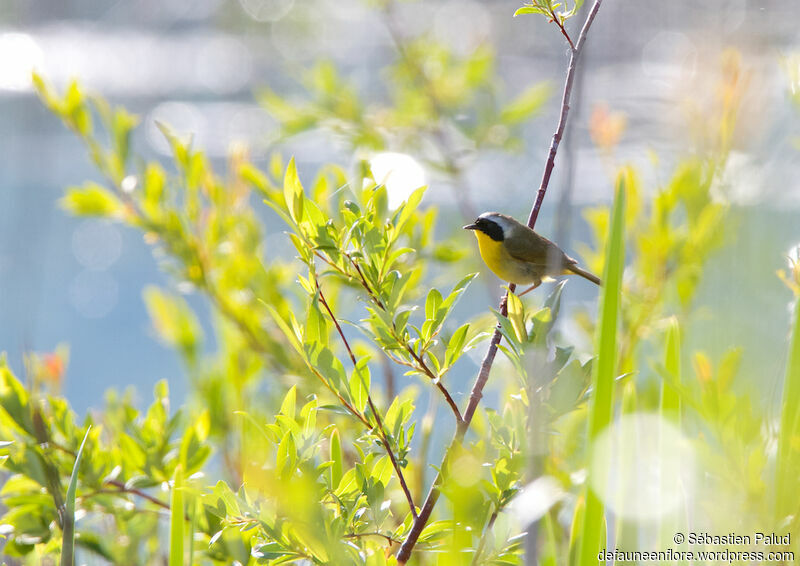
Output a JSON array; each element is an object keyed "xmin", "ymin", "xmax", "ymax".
[
  {"xmin": 347, "ymin": 255, "xmax": 464, "ymax": 423},
  {"xmin": 401, "ymin": 344, "xmax": 463, "ymax": 424},
  {"xmin": 549, "ymin": 9, "xmax": 575, "ymax": 51},
  {"xmin": 343, "ymin": 532, "xmax": 403, "ymax": 546},
  {"xmin": 317, "ymin": 285, "xmax": 419, "ymax": 520},
  {"xmin": 103, "ymin": 479, "xmax": 172, "ymax": 511},
  {"xmin": 471, "ymin": 506, "xmax": 501, "ymax": 565},
  {"xmin": 527, "ymin": 0, "xmax": 603, "ymax": 229}
]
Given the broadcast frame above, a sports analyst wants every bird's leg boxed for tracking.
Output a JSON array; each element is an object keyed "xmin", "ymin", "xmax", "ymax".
[{"xmin": 516, "ymin": 280, "xmax": 542, "ymax": 297}]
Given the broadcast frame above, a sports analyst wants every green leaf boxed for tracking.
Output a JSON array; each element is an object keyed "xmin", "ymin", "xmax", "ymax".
[
  {"xmin": 280, "ymin": 386, "xmax": 297, "ymax": 420},
  {"xmin": 349, "ymin": 365, "xmax": 370, "ymax": 414},
  {"xmin": 265, "ymin": 305, "xmax": 303, "ymax": 354},
  {"xmin": 370, "ymin": 455, "xmax": 393, "ymax": 488},
  {"xmin": 64, "ymin": 81, "xmax": 92, "ymax": 136},
  {"xmin": 424, "ymin": 289, "xmax": 443, "ymax": 323},
  {"xmin": 442, "ymin": 273, "xmax": 478, "ymax": 311},
  {"xmin": 60, "ymin": 426, "xmax": 91, "ymax": 566},
  {"xmin": 393, "ymin": 186, "xmax": 426, "ymax": 234},
  {"xmin": 276, "ymin": 431, "xmax": 297, "ymax": 479},
  {"xmin": 506, "ymin": 292, "xmax": 527, "ymax": 342},
  {"xmin": 0, "ymin": 362, "xmax": 34, "ymax": 435},
  {"xmin": 168, "ymin": 464, "xmax": 185, "ymax": 566},
  {"xmin": 329, "ymin": 428, "xmax": 343, "ymax": 488},
  {"xmin": 60, "ymin": 183, "xmax": 123, "ymax": 217},
  {"xmin": 283, "ymin": 157, "xmax": 305, "ymax": 224},
  {"xmin": 513, "ymin": 6, "xmax": 546, "ymax": 17},
  {"xmin": 143, "ymin": 286, "xmax": 203, "ymax": 361},
  {"xmin": 305, "ymin": 294, "xmax": 330, "ymax": 348},
  {"xmin": 501, "ymin": 83, "xmax": 551, "ymax": 124},
  {"xmin": 660, "ymin": 317, "xmax": 681, "ymax": 422},
  {"xmin": 111, "ymin": 107, "xmax": 139, "ymax": 166},
  {"xmin": 579, "ymin": 168, "xmax": 626, "ymax": 564},
  {"xmin": 444, "ymin": 323, "xmax": 471, "ymax": 368},
  {"xmin": 32, "ymin": 72, "xmax": 63, "ymax": 113},
  {"xmin": 334, "ymin": 468, "xmax": 358, "ymax": 498},
  {"xmin": 776, "ymin": 291, "xmax": 800, "ymax": 518}
]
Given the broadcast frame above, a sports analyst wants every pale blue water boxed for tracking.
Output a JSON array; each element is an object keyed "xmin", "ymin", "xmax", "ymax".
[{"xmin": 1, "ymin": 0, "xmax": 799, "ymax": 416}]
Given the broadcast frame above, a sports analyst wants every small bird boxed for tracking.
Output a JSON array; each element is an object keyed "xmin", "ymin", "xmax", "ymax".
[{"xmin": 464, "ymin": 212, "xmax": 600, "ymax": 295}]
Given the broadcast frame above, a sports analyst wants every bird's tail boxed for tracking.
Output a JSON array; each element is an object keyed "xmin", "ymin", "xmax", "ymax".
[{"xmin": 566, "ymin": 264, "xmax": 601, "ymax": 285}]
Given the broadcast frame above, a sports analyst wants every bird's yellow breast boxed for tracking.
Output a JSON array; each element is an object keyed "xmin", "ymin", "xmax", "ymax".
[{"xmin": 472, "ymin": 230, "xmax": 539, "ymax": 285}]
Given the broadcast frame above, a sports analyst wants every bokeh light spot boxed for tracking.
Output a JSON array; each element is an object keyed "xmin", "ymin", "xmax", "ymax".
[
  {"xmin": 508, "ymin": 476, "xmax": 565, "ymax": 528},
  {"xmin": 369, "ymin": 152, "xmax": 426, "ymax": 209},
  {"xmin": 0, "ymin": 33, "xmax": 44, "ymax": 92},
  {"xmin": 69, "ymin": 270, "xmax": 119, "ymax": 319},
  {"xmin": 589, "ymin": 413, "xmax": 695, "ymax": 521},
  {"xmin": 72, "ymin": 220, "xmax": 123, "ymax": 271}
]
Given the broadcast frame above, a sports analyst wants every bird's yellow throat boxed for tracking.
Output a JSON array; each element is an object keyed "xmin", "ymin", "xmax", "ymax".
[{"xmin": 471, "ymin": 230, "xmax": 517, "ymax": 282}]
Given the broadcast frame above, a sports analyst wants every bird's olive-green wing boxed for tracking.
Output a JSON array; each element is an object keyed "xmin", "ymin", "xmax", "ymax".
[{"xmin": 504, "ymin": 227, "xmax": 574, "ymax": 268}]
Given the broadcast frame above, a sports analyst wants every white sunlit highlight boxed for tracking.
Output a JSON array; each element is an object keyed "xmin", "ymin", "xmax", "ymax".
[
  {"xmin": 589, "ymin": 412, "xmax": 695, "ymax": 521},
  {"xmin": 0, "ymin": 33, "xmax": 44, "ymax": 92},
  {"xmin": 507, "ymin": 476, "xmax": 565, "ymax": 528},
  {"xmin": 786, "ymin": 243, "xmax": 800, "ymax": 267},
  {"xmin": 369, "ymin": 152, "xmax": 426, "ymax": 209}
]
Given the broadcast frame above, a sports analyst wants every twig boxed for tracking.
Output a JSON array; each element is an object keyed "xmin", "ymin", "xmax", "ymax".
[
  {"xmin": 471, "ymin": 506, "xmax": 500, "ymax": 565},
  {"xmin": 395, "ymin": 1, "xmax": 604, "ymax": 562},
  {"xmin": 402, "ymin": 345, "xmax": 463, "ymax": 424},
  {"xmin": 317, "ymin": 285, "xmax": 419, "ymax": 520},
  {"xmin": 347, "ymin": 255, "xmax": 464, "ymax": 423},
  {"xmin": 311, "ymin": 247, "xmax": 464, "ymax": 421},
  {"xmin": 103, "ymin": 479, "xmax": 172, "ymax": 511},
  {"xmin": 395, "ymin": 295, "xmax": 510, "ymax": 564},
  {"xmin": 526, "ymin": 0, "xmax": 603, "ymax": 229},
  {"xmin": 380, "ymin": 355, "xmax": 396, "ymax": 400},
  {"xmin": 343, "ymin": 532, "xmax": 403, "ymax": 546},
  {"xmin": 305, "ymin": 361, "xmax": 373, "ymax": 429},
  {"xmin": 549, "ymin": 9, "xmax": 575, "ymax": 51}
]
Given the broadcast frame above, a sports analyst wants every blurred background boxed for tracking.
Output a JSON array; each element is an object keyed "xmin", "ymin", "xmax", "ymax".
[{"xmin": 1, "ymin": 0, "xmax": 799, "ymax": 414}]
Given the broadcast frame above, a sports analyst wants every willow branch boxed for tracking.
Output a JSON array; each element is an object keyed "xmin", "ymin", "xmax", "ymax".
[
  {"xmin": 471, "ymin": 506, "xmax": 501, "ymax": 566},
  {"xmin": 401, "ymin": 344, "xmax": 463, "ymax": 424},
  {"xmin": 347, "ymin": 255, "xmax": 463, "ymax": 423},
  {"xmin": 549, "ymin": 10, "xmax": 575, "ymax": 51},
  {"xmin": 343, "ymin": 532, "xmax": 403, "ymax": 546},
  {"xmin": 395, "ymin": 1, "xmax": 604, "ymax": 562},
  {"xmin": 103, "ymin": 479, "xmax": 172, "ymax": 511},
  {"xmin": 317, "ymin": 285, "xmax": 418, "ymax": 520}
]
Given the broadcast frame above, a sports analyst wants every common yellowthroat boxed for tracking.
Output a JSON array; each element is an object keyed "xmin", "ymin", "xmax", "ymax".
[{"xmin": 464, "ymin": 212, "xmax": 600, "ymax": 294}]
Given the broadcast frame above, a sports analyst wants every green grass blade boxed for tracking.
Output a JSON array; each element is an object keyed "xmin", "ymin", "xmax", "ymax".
[
  {"xmin": 60, "ymin": 426, "xmax": 91, "ymax": 566},
  {"xmin": 660, "ymin": 317, "xmax": 681, "ymax": 422},
  {"xmin": 541, "ymin": 511, "xmax": 559, "ymax": 566},
  {"xmin": 577, "ymin": 172, "xmax": 626, "ymax": 565},
  {"xmin": 169, "ymin": 464, "xmax": 185, "ymax": 566},
  {"xmin": 188, "ymin": 496, "xmax": 196, "ymax": 566},
  {"xmin": 659, "ymin": 317, "xmax": 682, "ymax": 548},
  {"xmin": 776, "ymin": 294, "xmax": 800, "ymax": 521}
]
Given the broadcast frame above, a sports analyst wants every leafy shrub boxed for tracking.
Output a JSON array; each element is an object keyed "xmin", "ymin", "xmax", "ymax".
[{"xmin": 2, "ymin": 2, "xmax": 800, "ymax": 565}]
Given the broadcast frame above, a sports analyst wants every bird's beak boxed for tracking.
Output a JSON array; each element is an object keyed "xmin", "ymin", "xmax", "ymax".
[{"xmin": 463, "ymin": 223, "xmax": 478, "ymax": 230}]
